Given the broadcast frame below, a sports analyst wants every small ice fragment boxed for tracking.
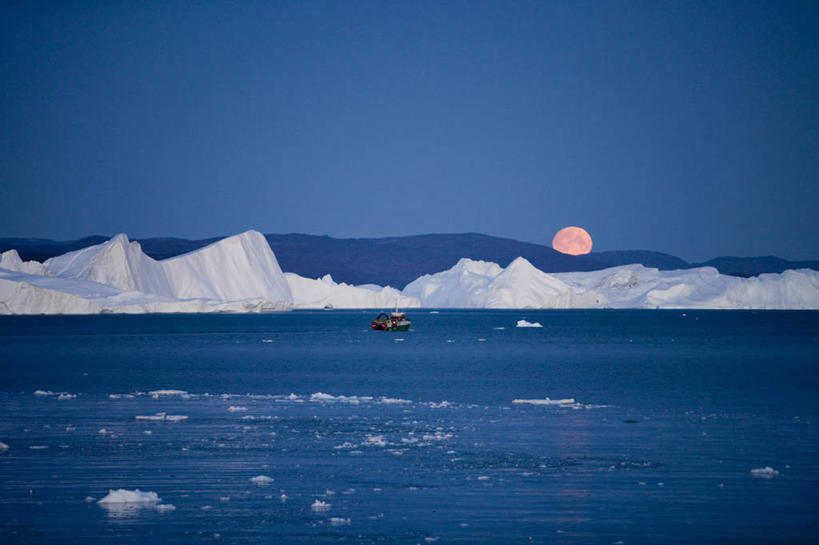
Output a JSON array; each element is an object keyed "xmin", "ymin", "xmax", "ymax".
[
  {"xmin": 29, "ymin": 445, "xmax": 48, "ymax": 449},
  {"xmin": 250, "ymin": 475, "xmax": 274, "ymax": 485},
  {"xmin": 84, "ymin": 496, "xmax": 96, "ymax": 502},
  {"xmin": 143, "ymin": 430, "xmax": 152, "ymax": 435},
  {"xmin": 311, "ymin": 500, "xmax": 331, "ymax": 512},
  {"xmin": 155, "ymin": 503, "xmax": 176, "ymax": 512},
  {"xmin": 228, "ymin": 406, "xmax": 248, "ymax": 412},
  {"xmin": 280, "ymin": 493, "xmax": 288, "ymax": 502},
  {"xmin": 0, "ymin": 442, "xmax": 8, "ymax": 451},
  {"xmin": 751, "ymin": 466, "xmax": 780, "ymax": 479},
  {"xmin": 516, "ymin": 320, "xmax": 542, "ymax": 328},
  {"xmin": 149, "ymin": 390, "xmax": 189, "ymax": 399},
  {"xmin": 365, "ymin": 435, "xmax": 387, "ymax": 447},
  {"xmin": 57, "ymin": 393, "xmax": 77, "ymax": 400},
  {"xmin": 513, "ymin": 398, "xmax": 576, "ymax": 406},
  {"xmin": 261, "ymin": 339, "xmax": 273, "ymax": 343},
  {"xmin": 98, "ymin": 428, "xmax": 108, "ymax": 435},
  {"xmin": 380, "ymin": 397, "xmax": 411, "ymax": 404},
  {"xmin": 477, "ymin": 338, "xmax": 486, "ymax": 342},
  {"xmin": 201, "ymin": 505, "xmax": 213, "ymax": 510},
  {"xmin": 493, "ymin": 326, "xmax": 505, "ymax": 330},
  {"xmin": 97, "ymin": 489, "xmax": 160, "ymax": 504},
  {"xmin": 330, "ymin": 517, "xmax": 351, "ymax": 526},
  {"xmin": 34, "ymin": 390, "xmax": 52, "ymax": 396},
  {"xmin": 477, "ymin": 476, "xmax": 489, "ymax": 481},
  {"xmin": 219, "ymin": 496, "xmax": 230, "ymax": 502},
  {"xmin": 424, "ymin": 538, "xmax": 439, "ymax": 542},
  {"xmin": 341, "ymin": 488, "xmax": 356, "ymax": 495}
]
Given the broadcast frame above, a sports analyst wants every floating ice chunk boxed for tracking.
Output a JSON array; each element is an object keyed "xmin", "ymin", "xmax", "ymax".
[
  {"xmin": 0, "ymin": 442, "xmax": 8, "ymax": 451},
  {"xmin": 84, "ymin": 496, "xmax": 96, "ymax": 502},
  {"xmin": 513, "ymin": 398, "xmax": 576, "ymax": 406},
  {"xmin": 135, "ymin": 412, "xmax": 188, "ymax": 422},
  {"xmin": 34, "ymin": 390, "xmax": 76, "ymax": 399},
  {"xmin": 250, "ymin": 475, "xmax": 274, "ymax": 485},
  {"xmin": 280, "ymin": 493, "xmax": 288, "ymax": 502},
  {"xmin": 311, "ymin": 500, "xmax": 331, "ymax": 512},
  {"xmin": 29, "ymin": 445, "xmax": 48, "ymax": 450},
  {"xmin": 751, "ymin": 466, "xmax": 780, "ymax": 479},
  {"xmin": 429, "ymin": 401, "xmax": 450, "ymax": 409},
  {"xmin": 155, "ymin": 503, "xmax": 176, "ymax": 512},
  {"xmin": 261, "ymin": 339, "xmax": 273, "ymax": 343},
  {"xmin": 98, "ymin": 489, "xmax": 160, "ymax": 504},
  {"xmin": 380, "ymin": 397, "xmax": 411, "ymax": 405},
  {"xmin": 422, "ymin": 432, "xmax": 453, "ymax": 441},
  {"xmin": 109, "ymin": 393, "xmax": 135, "ymax": 399},
  {"xmin": 149, "ymin": 389, "xmax": 190, "ymax": 398},
  {"xmin": 228, "ymin": 406, "xmax": 248, "ymax": 412},
  {"xmin": 330, "ymin": 517, "xmax": 351, "ymax": 526},
  {"xmin": 516, "ymin": 320, "xmax": 542, "ymax": 328},
  {"xmin": 98, "ymin": 428, "xmax": 108, "ymax": 435},
  {"xmin": 365, "ymin": 435, "xmax": 387, "ymax": 447}
]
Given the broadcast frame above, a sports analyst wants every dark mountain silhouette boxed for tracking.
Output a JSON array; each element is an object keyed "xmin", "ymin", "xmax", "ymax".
[{"xmin": 1, "ymin": 233, "xmax": 815, "ymax": 289}]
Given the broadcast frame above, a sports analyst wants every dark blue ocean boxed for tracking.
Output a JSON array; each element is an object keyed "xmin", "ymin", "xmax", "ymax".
[{"xmin": 1, "ymin": 310, "xmax": 817, "ymax": 544}]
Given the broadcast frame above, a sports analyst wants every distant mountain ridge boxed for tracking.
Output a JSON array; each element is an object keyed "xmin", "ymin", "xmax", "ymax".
[{"xmin": 1, "ymin": 233, "xmax": 817, "ymax": 288}]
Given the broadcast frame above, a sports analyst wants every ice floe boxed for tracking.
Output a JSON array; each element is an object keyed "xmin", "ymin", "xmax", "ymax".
[
  {"xmin": 250, "ymin": 475, "xmax": 274, "ymax": 485},
  {"xmin": 516, "ymin": 320, "xmax": 542, "ymax": 328},
  {"xmin": 750, "ymin": 466, "xmax": 780, "ymax": 479},
  {"xmin": 513, "ymin": 398, "xmax": 576, "ymax": 406},
  {"xmin": 329, "ymin": 517, "xmax": 351, "ymax": 526},
  {"xmin": 135, "ymin": 412, "xmax": 188, "ymax": 422},
  {"xmin": 0, "ymin": 442, "xmax": 8, "ymax": 451},
  {"xmin": 97, "ymin": 489, "xmax": 160, "ymax": 504},
  {"xmin": 311, "ymin": 500, "xmax": 331, "ymax": 512}
]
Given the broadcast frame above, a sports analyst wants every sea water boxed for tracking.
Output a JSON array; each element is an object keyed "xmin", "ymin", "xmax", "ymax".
[{"xmin": 0, "ymin": 310, "xmax": 817, "ymax": 544}]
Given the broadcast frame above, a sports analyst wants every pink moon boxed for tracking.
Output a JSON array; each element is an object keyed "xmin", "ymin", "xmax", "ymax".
[{"xmin": 552, "ymin": 226, "xmax": 593, "ymax": 255}]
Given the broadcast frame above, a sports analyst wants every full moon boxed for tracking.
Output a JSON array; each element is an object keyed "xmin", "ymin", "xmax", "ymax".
[{"xmin": 552, "ymin": 226, "xmax": 593, "ymax": 255}]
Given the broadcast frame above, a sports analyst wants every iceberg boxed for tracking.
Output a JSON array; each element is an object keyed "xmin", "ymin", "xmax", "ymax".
[
  {"xmin": 1, "ymin": 233, "xmax": 817, "ymax": 312},
  {"xmin": 1, "ymin": 230, "xmax": 292, "ymax": 314},
  {"xmin": 285, "ymin": 273, "xmax": 419, "ymax": 309},
  {"xmin": 401, "ymin": 258, "xmax": 819, "ymax": 310}
]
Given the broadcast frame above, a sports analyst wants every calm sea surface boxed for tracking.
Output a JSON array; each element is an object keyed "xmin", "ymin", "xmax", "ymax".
[{"xmin": 0, "ymin": 310, "xmax": 817, "ymax": 544}]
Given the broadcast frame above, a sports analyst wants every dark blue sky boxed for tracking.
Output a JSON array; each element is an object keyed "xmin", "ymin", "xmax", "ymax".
[{"xmin": 2, "ymin": 1, "xmax": 817, "ymax": 261}]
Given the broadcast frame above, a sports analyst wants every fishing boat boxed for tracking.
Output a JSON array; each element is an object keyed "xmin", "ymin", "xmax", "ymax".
[{"xmin": 371, "ymin": 304, "xmax": 411, "ymax": 331}]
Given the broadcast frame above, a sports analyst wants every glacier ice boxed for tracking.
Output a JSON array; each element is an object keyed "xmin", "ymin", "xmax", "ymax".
[
  {"xmin": 285, "ymin": 272, "xmax": 419, "ymax": 309},
  {"xmin": 402, "ymin": 258, "xmax": 819, "ymax": 310},
  {"xmin": 1, "ymin": 230, "xmax": 292, "ymax": 314},
  {"xmin": 1, "ymin": 232, "xmax": 818, "ymax": 313}
]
